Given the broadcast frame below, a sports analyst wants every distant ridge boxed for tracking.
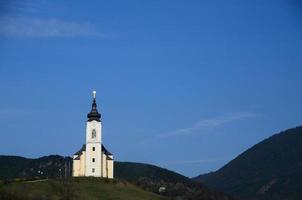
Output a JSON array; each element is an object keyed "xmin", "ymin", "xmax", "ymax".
[
  {"xmin": 115, "ymin": 161, "xmax": 189, "ymax": 183},
  {"xmin": 194, "ymin": 126, "xmax": 302, "ymax": 200},
  {"xmin": 0, "ymin": 155, "xmax": 71, "ymax": 179}
]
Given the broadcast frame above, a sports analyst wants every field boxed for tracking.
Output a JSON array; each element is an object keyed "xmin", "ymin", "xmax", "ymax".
[{"xmin": 0, "ymin": 177, "xmax": 167, "ymax": 200}]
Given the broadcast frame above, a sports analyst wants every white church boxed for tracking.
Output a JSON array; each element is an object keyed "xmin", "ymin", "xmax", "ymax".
[{"xmin": 72, "ymin": 91, "xmax": 114, "ymax": 178}]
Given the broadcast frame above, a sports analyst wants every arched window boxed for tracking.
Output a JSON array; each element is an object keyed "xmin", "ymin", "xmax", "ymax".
[{"xmin": 91, "ymin": 129, "xmax": 96, "ymax": 138}]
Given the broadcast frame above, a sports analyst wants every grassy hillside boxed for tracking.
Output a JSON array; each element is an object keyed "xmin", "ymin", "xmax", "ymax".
[
  {"xmin": 195, "ymin": 126, "xmax": 302, "ymax": 200},
  {"xmin": 0, "ymin": 156, "xmax": 233, "ymax": 200},
  {"xmin": 115, "ymin": 162, "xmax": 234, "ymax": 200},
  {"xmin": 0, "ymin": 177, "xmax": 166, "ymax": 200}
]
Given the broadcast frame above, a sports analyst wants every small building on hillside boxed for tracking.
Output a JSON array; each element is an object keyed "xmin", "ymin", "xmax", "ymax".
[{"xmin": 72, "ymin": 91, "xmax": 114, "ymax": 178}]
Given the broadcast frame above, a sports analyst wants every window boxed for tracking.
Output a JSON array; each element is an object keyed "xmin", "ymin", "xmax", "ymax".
[
  {"xmin": 91, "ymin": 129, "xmax": 96, "ymax": 138},
  {"xmin": 92, "ymin": 158, "xmax": 95, "ymax": 162},
  {"xmin": 92, "ymin": 147, "xmax": 95, "ymax": 151},
  {"xmin": 92, "ymin": 168, "xmax": 95, "ymax": 173}
]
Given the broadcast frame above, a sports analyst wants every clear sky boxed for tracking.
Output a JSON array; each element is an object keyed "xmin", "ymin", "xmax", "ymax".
[{"xmin": 0, "ymin": 0, "xmax": 302, "ymax": 177}]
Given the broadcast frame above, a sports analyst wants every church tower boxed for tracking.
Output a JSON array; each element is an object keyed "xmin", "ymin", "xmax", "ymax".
[
  {"xmin": 72, "ymin": 91, "xmax": 114, "ymax": 178},
  {"xmin": 85, "ymin": 91, "xmax": 102, "ymax": 177}
]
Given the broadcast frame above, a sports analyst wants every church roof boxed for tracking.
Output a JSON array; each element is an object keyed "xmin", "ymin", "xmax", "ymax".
[
  {"xmin": 102, "ymin": 145, "xmax": 113, "ymax": 156},
  {"xmin": 74, "ymin": 144, "xmax": 86, "ymax": 155},
  {"xmin": 73, "ymin": 144, "xmax": 113, "ymax": 156},
  {"xmin": 106, "ymin": 155, "xmax": 113, "ymax": 160},
  {"xmin": 74, "ymin": 155, "xmax": 80, "ymax": 160},
  {"xmin": 87, "ymin": 93, "xmax": 101, "ymax": 122}
]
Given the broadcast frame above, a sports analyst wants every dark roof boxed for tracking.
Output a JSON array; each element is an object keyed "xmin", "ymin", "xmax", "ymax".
[
  {"xmin": 74, "ymin": 144, "xmax": 86, "ymax": 155},
  {"xmin": 87, "ymin": 98, "xmax": 101, "ymax": 122},
  {"xmin": 106, "ymin": 155, "xmax": 113, "ymax": 160},
  {"xmin": 73, "ymin": 144, "xmax": 113, "ymax": 156},
  {"xmin": 102, "ymin": 144, "xmax": 113, "ymax": 156}
]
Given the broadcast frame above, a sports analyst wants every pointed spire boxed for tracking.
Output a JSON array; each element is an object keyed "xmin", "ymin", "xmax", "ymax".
[{"xmin": 87, "ymin": 90, "xmax": 101, "ymax": 122}]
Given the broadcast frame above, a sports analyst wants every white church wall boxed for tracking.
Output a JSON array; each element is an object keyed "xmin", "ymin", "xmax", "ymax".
[
  {"xmin": 73, "ymin": 151, "xmax": 86, "ymax": 177},
  {"xmin": 102, "ymin": 153, "xmax": 107, "ymax": 178},
  {"xmin": 107, "ymin": 158, "xmax": 114, "ymax": 179},
  {"xmin": 79, "ymin": 151, "xmax": 86, "ymax": 176},
  {"xmin": 85, "ymin": 120, "xmax": 102, "ymax": 177},
  {"xmin": 73, "ymin": 159, "xmax": 80, "ymax": 177}
]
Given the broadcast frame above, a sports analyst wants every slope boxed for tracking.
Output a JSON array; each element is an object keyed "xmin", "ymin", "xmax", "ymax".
[
  {"xmin": 0, "ymin": 156, "xmax": 233, "ymax": 200},
  {"xmin": 0, "ymin": 177, "xmax": 166, "ymax": 200},
  {"xmin": 195, "ymin": 126, "xmax": 302, "ymax": 200}
]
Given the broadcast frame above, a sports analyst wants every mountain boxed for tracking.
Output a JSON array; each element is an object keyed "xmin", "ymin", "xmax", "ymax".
[
  {"xmin": 0, "ymin": 155, "xmax": 72, "ymax": 179},
  {"xmin": 0, "ymin": 177, "xmax": 166, "ymax": 200},
  {"xmin": 194, "ymin": 126, "xmax": 302, "ymax": 200},
  {"xmin": 0, "ymin": 155, "xmax": 233, "ymax": 200},
  {"xmin": 0, "ymin": 156, "xmax": 32, "ymax": 179}
]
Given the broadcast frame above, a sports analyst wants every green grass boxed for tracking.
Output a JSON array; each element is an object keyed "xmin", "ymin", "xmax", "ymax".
[
  {"xmin": 0, "ymin": 156, "xmax": 233, "ymax": 200},
  {"xmin": 0, "ymin": 177, "xmax": 167, "ymax": 200}
]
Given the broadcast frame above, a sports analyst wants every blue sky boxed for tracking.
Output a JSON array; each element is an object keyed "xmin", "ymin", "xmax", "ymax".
[{"xmin": 0, "ymin": 0, "xmax": 302, "ymax": 177}]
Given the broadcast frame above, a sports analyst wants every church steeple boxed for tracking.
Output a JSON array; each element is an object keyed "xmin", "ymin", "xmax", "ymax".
[{"xmin": 87, "ymin": 90, "xmax": 101, "ymax": 122}]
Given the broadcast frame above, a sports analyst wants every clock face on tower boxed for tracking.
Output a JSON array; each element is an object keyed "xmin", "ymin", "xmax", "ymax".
[{"xmin": 91, "ymin": 129, "xmax": 96, "ymax": 139}]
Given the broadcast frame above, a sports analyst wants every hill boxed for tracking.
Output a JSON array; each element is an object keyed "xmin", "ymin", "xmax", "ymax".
[
  {"xmin": 194, "ymin": 126, "xmax": 302, "ymax": 200},
  {"xmin": 0, "ymin": 177, "xmax": 166, "ymax": 200},
  {"xmin": 115, "ymin": 161, "xmax": 189, "ymax": 183},
  {"xmin": 0, "ymin": 156, "xmax": 32, "ymax": 179},
  {"xmin": 0, "ymin": 156, "xmax": 233, "ymax": 200},
  {"xmin": 0, "ymin": 155, "xmax": 72, "ymax": 179},
  {"xmin": 115, "ymin": 161, "xmax": 234, "ymax": 200}
]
